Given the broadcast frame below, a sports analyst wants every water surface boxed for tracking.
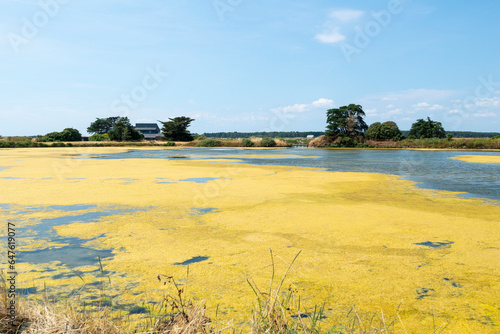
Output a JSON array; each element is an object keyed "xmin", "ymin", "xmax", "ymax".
[{"xmin": 87, "ymin": 148, "xmax": 500, "ymax": 201}]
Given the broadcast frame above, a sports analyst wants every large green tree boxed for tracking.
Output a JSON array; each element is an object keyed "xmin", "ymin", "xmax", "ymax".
[
  {"xmin": 159, "ymin": 117, "xmax": 195, "ymax": 141},
  {"xmin": 326, "ymin": 104, "xmax": 368, "ymax": 139},
  {"xmin": 365, "ymin": 121, "xmax": 402, "ymax": 141},
  {"xmin": 409, "ymin": 117, "xmax": 446, "ymax": 139},
  {"xmin": 87, "ymin": 117, "xmax": 120, "ymax": 134},
  {"xmin": 107, "ymin": 117, "xmax": 143, "ymax": 141},
  {"xmin": 60, "ymin": 128, "xmax": 82, "ymax": 141}
]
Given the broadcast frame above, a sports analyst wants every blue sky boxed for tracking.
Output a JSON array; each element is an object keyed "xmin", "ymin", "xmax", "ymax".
[{"xmin": 1, "ymin": 0, "xmax": 499, "ymax": 136}]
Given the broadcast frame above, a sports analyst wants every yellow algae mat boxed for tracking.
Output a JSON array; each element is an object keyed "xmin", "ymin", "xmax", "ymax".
[
  {"xmin": 1, "ymin": 147, "xmax": 499, "ymax": 332},
  {"xmin": 450, "ymin": 155, "xmax": 500, "ymax": 164}
]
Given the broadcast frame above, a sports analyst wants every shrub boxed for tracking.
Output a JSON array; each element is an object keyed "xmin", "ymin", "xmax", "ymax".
[
  {"xmin": 15, "ymin": 141, "xmax": 32, "ymax": 148},
  {"xmin": 337, "ymin": 136, "xmax": 358, "ymax": 147},
  {"xmin": 196, "ymin": 138, "xmax": 222, "ymax": 147},
  {"xmin": 241, "ymin": 138, "xmax": 254, "ymax": 147},
  {"xmin": 260, "ymin": 137, "xmax": 276, "ymax": 147},
  {"xmin": 493, "ymin": 135, "xmax": 500, "ymax": 139},
  {"xmin": 51, "ymin": 142, "xmax": 66, "ymax": 147},
  {"xmin": 163, "ymin": 142, "xmax": 176, "ymax": 147},
  {"xmin": 89, "ymin": 134, "xmax": 108, "ymax": 141}
]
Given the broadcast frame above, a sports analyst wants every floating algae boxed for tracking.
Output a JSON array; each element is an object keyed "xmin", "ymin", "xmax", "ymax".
[
  {"xmin": 0, "ymin": 147, "xmax": 499, "ymax": 332},
  {"xmin": 450, "ymin": 155, "xmax": 500, "ymax": 164}
]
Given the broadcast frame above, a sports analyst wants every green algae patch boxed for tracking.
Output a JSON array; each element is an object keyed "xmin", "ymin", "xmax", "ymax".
[
  {"xmin": 450, "ymin": 155, "xmax": 500, "ymax": 163},
  {"xmin": 1, "ymin": 148, "xmax": 499, "ymax": 332}
]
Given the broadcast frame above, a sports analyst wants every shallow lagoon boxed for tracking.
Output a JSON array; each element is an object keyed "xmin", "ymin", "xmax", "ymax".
[
  {"xmin": 91, "ymin": 148, "xmax": 500, "ymax": 200},
  {"xmin": 0, "ymin": 147, "xmax": 499, "ymax": 332}
]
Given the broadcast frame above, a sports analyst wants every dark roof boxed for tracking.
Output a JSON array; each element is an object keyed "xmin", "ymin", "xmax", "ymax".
[{"xmin": 135, "ymin": 123, "xmax": 159, "ymax": 128}]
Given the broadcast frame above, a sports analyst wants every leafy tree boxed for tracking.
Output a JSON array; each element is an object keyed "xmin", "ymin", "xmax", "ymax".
[
  {"xmin": 409, "ymin": 117, "xmax": 446, "ymax": 139},
  {"xmin": 196, "ymin": 138, "xmax": 221, "ymax": 147},
  {"xmin": 159, "ymin": 117, "xmax": 195, "ymax": 141},
  {"xmin": 366, "ymin": 121, "xmax": 402, "ymax": 141},
  {"xmin": 107, "ymin": 117, "xmax": 144, "ymax": 141},
  {"xmin": 42, "ymin": 131, "xmax": 63, "ymax": 142},
  {"xmin": 60, "ymin": 128, "xmax": 82, "ymax": 141},
  {"xmin": 40, "ymin": 128, "xmax": 82, "ymax": 142},
  {"xmin": 241, "ymin": 138, "xmax": 254, "ymax": 147},
  {"xmin": 326, "ymin": 104, "xmax": 368, "ymax": 139},
  {"xmin": 87, "ymin": 117, "xmax": 120, "ymax": 134}
]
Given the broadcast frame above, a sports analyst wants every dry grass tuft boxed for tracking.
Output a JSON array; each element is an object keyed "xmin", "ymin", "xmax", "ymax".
[
  {"xmin": 308, "ymin": 135, "xmax": 333, "ymax": 148},
  {"xmin": 0, "ymin": 256, "xmax": 446, "ymax": 334},
  {"xmin": 153, "ymin": 274, "xmax": 212, "ymax": 334}
]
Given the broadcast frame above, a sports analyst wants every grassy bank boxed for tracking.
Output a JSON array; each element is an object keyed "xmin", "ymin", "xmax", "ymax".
[
  {"xmin": 309, "ymin": 135, "xmax": 500, "ymax": 150},
  {"xmin": 2, "ymin": 136, "xmax": 500, "ymax": 150},
  {"xmin": 0, "ymin": 137, "xmax": 291, "ymax": 149}
]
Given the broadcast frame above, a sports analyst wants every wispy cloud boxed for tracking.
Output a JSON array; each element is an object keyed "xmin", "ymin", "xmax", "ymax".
[
  {"xmin": 363, "ymin": 89, "xmax": 457, "ymax": 103},
  {"xmin": 328, "ymin": 9, "xmax": 364, "ymax": 22},
  {"xmin": 315, "ymin": 9, "xmax": 364, "ymax": 45},
  {"xmin": 314, "ymin": 27, "xmax": 345, "ymax": 44}
]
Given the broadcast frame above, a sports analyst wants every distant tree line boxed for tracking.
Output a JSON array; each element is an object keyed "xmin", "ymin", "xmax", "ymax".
[{"xmin": 204, "ymin": 131, "xmax": 326, "ymax": 139}]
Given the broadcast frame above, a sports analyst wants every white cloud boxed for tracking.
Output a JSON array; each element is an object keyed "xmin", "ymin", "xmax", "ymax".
[
  {"xmin": 414, "ymin": 102, "xmax": 430, "ymax": 108},
  {"xmin": 429, "ymin": 104, "xmax": 444, "ymax": 110},
  {"xmin": 271, "ymin": 98, "xmax": 335, "ymax": 118},
  {"xmin": 475, "ymin": 96, "xmax": 500, "ymax": 107},
  {"xmin": 312, "ymin": 98, "xmax": 335, "ymax": 108},
  {"xmin": 412, "ymin": 102, "xmax": 445, "ymax": 111},
  {"xmin": 314, "ymin": 28, "xmax": 345, "ymax": 44},
  {"xmin": 269, "ymin": 104, "xmax": 307, "ymax": 115},
  {"xmin": 329, "ymin": 9, "xmax": 364, "ymax": 22}
]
